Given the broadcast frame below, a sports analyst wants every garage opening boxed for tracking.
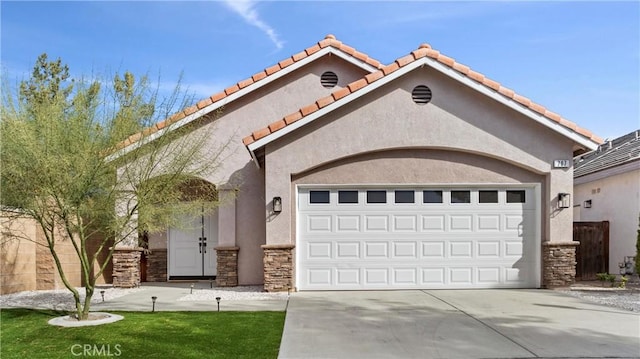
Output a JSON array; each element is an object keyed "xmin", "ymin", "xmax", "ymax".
[{"xmin": 296, "ymin": 186, "xmax": 540, "ymax": 290}]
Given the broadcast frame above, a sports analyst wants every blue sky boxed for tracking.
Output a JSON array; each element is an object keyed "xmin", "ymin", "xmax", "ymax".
[{"xmin": 1, "ymin": 1, "xmax": 638, "ymax": 140}]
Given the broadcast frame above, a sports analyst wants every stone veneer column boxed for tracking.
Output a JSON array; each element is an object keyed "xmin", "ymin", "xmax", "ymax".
[
  {"xmin": 542, "ymin": 241, "xmax": 579, "ymax": 288},
  {"xmin": 112, "ymin": 247, "xmax": 143, "ymax": 287},
  {"xmin": 262, "ymin": 244, "xmax": 294, "ymax": 292},
  {"xmin": 146, "ymin": 249, "xmax": 167, "ymax": 282},
  {"xmin": 215, "ymin": 247, "xmax": 239, "ymax": 287}
]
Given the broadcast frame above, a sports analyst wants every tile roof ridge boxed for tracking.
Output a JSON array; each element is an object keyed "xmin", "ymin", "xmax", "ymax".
[
  {"xmin": 115, "ymin": 34, "xmax": 383, "ymax": 152},
  {"xmin": 243, "ymin": 42, "xmax": 604, "ymax": 147}
]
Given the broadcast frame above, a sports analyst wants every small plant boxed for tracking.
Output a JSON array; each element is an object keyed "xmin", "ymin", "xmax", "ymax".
[
  {"xmin": 596, "ymin": 272, "xmax": 616, "ymax": 287},
  {"xmin": 618, "ymin": 275, "xmax": 628, "ymax": 289}
]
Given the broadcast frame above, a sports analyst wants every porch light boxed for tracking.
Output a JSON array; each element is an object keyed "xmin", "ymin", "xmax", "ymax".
[
  {"xmin": 273, "ymin": 197, "xmax": 282, "ymax": 213},
  {"xmin": 558, "ymin": 193, "xmax": 571, "ymax": 209},
  {"xmin": 216, "ymin": 297, "xmax": 221, "ymax": 312},
  {"xmin": 151, "ymin": 296, "xmax": 157, "ymax": 313},
  {"xmin": 100, "ymin": 290, "xmax": 105, "ymax": 302}
]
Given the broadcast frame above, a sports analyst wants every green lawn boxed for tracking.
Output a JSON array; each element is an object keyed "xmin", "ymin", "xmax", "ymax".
[{"xmin": 1, "ymin": 309, "xmax": 285, "ymax": 358}]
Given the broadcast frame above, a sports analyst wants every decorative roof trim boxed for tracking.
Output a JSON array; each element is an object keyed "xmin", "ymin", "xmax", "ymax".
[
  {"xmin": 107, "ymin": 35, "xmax": 382, "ymax": 161},
  {"xmin": 244, "ymin": 45, "xmax": 603, "ymax": 165}
]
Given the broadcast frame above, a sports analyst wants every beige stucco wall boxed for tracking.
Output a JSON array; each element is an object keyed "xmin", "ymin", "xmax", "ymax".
[
  {"xmin": 1, "ymin": 212, "xmax": 82, "ymax": 294},
  {"xmin": 1, "ymin": 215, "xmax": 37, "ymax": 294},
  {"xmin": 122, "ymin": 55, "xmax": 370, "ymax": 285},
  {"xmin": 264, "ymin": 65, "xmax": 576, "ymax": 247},
  {"xmin": 574, "ymin": 167, "xmax": 640, "ymax": 273}
]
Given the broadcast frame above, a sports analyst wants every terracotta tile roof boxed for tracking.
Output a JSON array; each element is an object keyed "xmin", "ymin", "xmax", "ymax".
[
  {"xmin": 116, "ymin": 35, "xmax": 383, "ymax": 151},
  {"xmin": 243, "ymin": 43, "xmax": 604, "ymax": 147}
]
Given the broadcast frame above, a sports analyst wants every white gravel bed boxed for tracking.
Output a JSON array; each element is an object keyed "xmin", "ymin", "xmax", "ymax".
[
  {"xmin": 0, "ymin": 287, "xmax": 144, "ymax": 311},
  {"xmin": 178, "ymin": 285, "xmax": 289, "ymax": 301},
  {"xmin": 559, "ymin": 289, "xmax": 640, "ymax": 312}
]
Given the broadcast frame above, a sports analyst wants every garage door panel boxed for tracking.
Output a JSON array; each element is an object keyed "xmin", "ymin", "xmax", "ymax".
[
  {"xmin": 393, "ymin": 241, "xmax": 417, "ymax": 258},
  {"xmin": 307, "ymin": 242, "xmax": 332, "ymax": 259},
  {"xmin": 365, "ymin": 215, "xmax": 389, "ymax": 231},
  {"xmin": 422, "ymin": 215, "xmax": 446, "ymax": 231},
  {"xmin": 449, "ymin": 241, "xmax": 473, "ymax": 257},
  {"xmin": 478, "ymin": 215, "xmax": 501, "ymax": 231},
  {"xmin": 393, "ymin": 215, "xmax": 418, "ymax": 231},
  {"xmin": 337, "ymin": 215, "xmax": 360, "ymax": 231},
  {"xmin": 307, "ymin": 215, "xmax": 332, "ymax": 232},
  {"xmin": 297, "ymin": 187, "xmax": 539, "ymax": 290},
  {"xmin": 393, "ymin": 268, "xmax": 417, "ymax": 285},
  {"xmin": 365, "ymin": 242, "xmax": 389, "ymax": 258},
  {"xmin": 477, "ymin": 241, "xmax": 501, "ymax": 257},
  {"xmin": 365, "ymin": 268, "xmax": 389, "ymax": 285},
  {"xmin": 450, "ymin": 215, "xmax": 473, "ymax": 231},
  {"xmin": 422, "ymin": 241, "xmax": 446, "ymax": 258},
  {"xmin": 336, "ymin": 242, "xmax": 360, "ymax": 259}
]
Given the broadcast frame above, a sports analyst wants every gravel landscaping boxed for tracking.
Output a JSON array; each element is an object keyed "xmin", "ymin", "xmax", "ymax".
[
  {"xmin": 558, "ymin": 286, "xmax": 640, "ymax": 312},
  {"xmin": 177, "ymin": 286, "xmax": 289, "ymax": 301},
  {"xmin": 0, "ymin": 287, "xmax": 144, "ymax": 311}
]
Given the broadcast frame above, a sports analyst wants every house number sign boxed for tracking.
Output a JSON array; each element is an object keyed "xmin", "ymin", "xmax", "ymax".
[{"xmin": 553, "ymin": 159, "xmax": 571, "ymax": 168}]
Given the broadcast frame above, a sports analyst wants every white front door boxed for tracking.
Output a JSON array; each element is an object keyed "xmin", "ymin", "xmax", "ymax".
[
  {"xmin": 297, "ymin": 186, "xmax": 540, "ymax": 290},
  {"xmin": 168, "ymin": 211, "xmax": 218, "ymax": 277}
]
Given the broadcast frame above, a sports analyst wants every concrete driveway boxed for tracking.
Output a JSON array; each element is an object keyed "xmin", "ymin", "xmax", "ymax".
[{"xmin": 279, "ymin": 290, "xmax": 640, "ymax": 359}]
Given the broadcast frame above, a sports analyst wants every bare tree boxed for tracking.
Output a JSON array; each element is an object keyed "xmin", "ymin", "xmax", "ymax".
[{"xmin": 1, "ymin": 54, "xmax": 226, "ymax": 320}]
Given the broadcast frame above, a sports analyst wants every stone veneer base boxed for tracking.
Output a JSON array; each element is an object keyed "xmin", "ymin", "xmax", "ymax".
[
  {"xmin": 262, "ymin": 244, "xmax": 294, "ymax": 292},
  {"xmin": 146, "ymin": 249, "xmax": 167, "ymax": 282},
  {"xmin": 112, "ymin": 247, "xmax": 143, "ymax": 288},
  {"xmin": 543, "ymin": 241, "xmax": 579, "ymax": 288},
  {"xmin": 215, "ymin": 247, "xmax": 239, "ymax": 287}
]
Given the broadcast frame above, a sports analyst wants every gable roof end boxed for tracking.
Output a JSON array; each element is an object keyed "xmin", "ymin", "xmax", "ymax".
[
  {"xmin": 244, "ymin": 43, "xmax": 604, "ymax": 162},
  {"xmin": 107, "ymin": 35, "xmax": 383, "ymax": 161}
]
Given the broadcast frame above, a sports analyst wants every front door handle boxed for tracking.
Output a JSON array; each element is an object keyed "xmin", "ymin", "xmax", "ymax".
[{"xmin": 199, "ymin": 237, "xmax": 207, "ymax": 254}]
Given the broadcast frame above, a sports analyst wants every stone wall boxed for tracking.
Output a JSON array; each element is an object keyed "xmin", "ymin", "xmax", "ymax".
[
  {"xmin": 543, "ymin": 241, "xmax": 579, "ymax": 288},
  {"xmin": 112, "ymin": 248, "xmax": 142, "ymax": 287},
  {"xmin": 146, "ymin": 249, "xmax": 167, "ymax": 282},
  {"xmin": 262, "ymin": 244, "xmax": 294, "ymax": 292},
  {"xmin": 216, "ymin": 247, "xmax": 239, "ymax": 287}
]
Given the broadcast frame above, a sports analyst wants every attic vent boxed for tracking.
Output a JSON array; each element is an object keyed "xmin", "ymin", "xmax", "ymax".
[
  {"xmin": 321, "ymin": 71, "xmax": 338, "ymax": 88},
  {"xmin": 412, "ymin": 85, "xmax": 432, "ymax": 104}
]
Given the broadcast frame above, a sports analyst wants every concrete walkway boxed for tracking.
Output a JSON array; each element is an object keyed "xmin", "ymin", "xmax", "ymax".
[
  {"xmin": 92, "ymin": 282, "xmax": 287, "ymax": 312},
  {"xmin": 279, "ymin": 289, "xmax": 640, "ymax": 359}
]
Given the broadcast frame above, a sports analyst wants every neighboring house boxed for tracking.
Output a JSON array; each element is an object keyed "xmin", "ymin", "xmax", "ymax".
[
  {"xmin": 110, "ymin": 35, "xmax": 602, "ymax": 291},
  {"xmin": 574, "ymin": 130, "xmax": 640, "ymax": 274}
]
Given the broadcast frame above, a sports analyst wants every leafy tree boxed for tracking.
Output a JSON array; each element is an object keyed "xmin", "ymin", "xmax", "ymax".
[{"xmin": 1, "ymin": 54, "xmax": 227, "ymax": 320}]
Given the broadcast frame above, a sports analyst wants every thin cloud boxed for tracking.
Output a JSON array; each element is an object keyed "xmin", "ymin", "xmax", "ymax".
[{"xmin": 222, "ymin": 0, "xmax": 284, "ymax": 50}]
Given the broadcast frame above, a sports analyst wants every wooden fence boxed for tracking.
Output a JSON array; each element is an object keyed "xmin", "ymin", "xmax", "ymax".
[{"xmin": 573, "ymin": 221, "xmax": 609, "ymax": 280}]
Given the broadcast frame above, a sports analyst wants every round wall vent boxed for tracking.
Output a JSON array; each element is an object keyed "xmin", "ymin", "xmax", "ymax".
[
  {"xmin": 412, "ymin": 85, "xmax": 432, "ymax": 104},
  {"xmin": 321, "ymin": 71, "xmax": 338, "ymax": 88}
]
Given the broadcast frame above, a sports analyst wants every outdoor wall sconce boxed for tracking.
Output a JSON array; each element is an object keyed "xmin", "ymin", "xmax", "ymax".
[
  {"xmin": 273, "ymin": 197, "xmax": 282, "ymax": 213},
  {"xmin": 100, "ymin": 290, "xmax": 105, "ymax": 302},
  {"xmin": 151, "ymin": 296, "xmax": 157, "ymax": 313},
  {"xmin": 216, "ymin": 297, "xmax": 221, "ymax": 312},
  {"xmin": 558, "ymin": 193, "xmax": 571, "ymax": 209},
  {"xmin": 584, "ymin": 200, "xmax": 592, "ymax": 208}
]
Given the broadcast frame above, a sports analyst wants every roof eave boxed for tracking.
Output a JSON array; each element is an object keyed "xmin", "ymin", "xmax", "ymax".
[
  {"xmin": 246, "ymin": 57, "xmax": 601, "ymax": 164},
  {"xmin": 108, "ymin": 47, "xmax": 379, "ymax": 162}
]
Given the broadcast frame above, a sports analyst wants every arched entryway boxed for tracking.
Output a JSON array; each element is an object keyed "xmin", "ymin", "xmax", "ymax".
[
  {"xmin": 142, "ymin": 177, "xmax": 219, "ymax": 281},
  {"xmin": 167, "ymin": 178, "xmax": 218, "ymax": 279}
]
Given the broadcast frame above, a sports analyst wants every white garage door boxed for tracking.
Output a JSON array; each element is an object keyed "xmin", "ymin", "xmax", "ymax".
[{"xmin": 297, "ymin": 186, "xmax": 540, "ymax": 290}]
